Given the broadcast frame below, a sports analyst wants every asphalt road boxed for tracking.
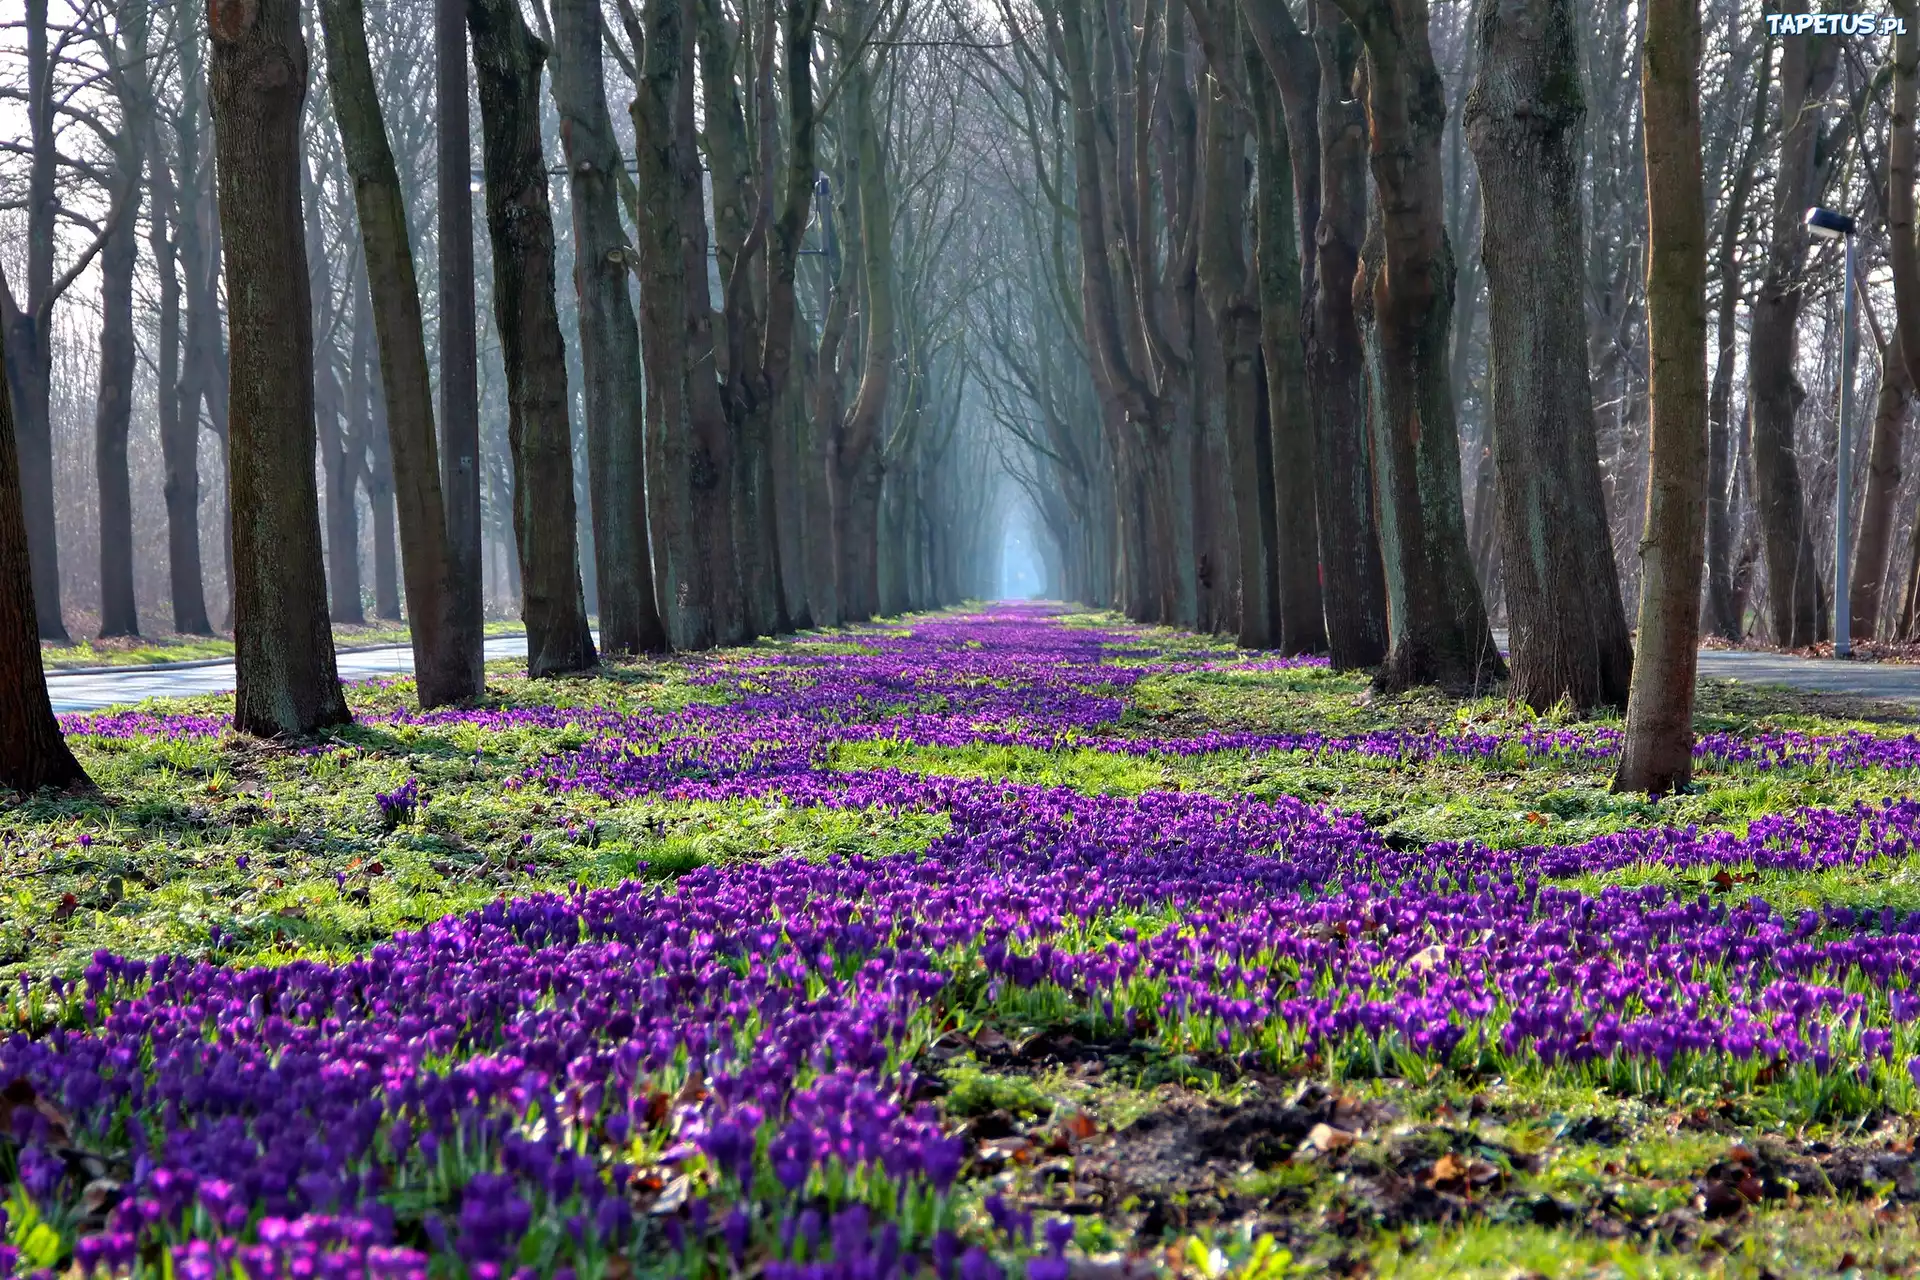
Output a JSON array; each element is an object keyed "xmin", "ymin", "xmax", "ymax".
[
  {"xmin": 46, "ymin": 633, "xmax": 532, "ymax": 714},
  {"xmin": 1691, "ymin": 647, "xmax": 1920, "ymax": 704},
  {"xmin": 44, "ymin": 631, "xmax": 1920, "ymax": 714},
  {"xmin": 1486, "ymin": 630, "xmax": 1920, "ymax": 705}
]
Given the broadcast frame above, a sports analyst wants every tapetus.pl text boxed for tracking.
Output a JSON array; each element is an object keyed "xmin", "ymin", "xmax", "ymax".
[{"xmin": 1765, "ymin": 12, "xmax": 1907, "ymax": 34}]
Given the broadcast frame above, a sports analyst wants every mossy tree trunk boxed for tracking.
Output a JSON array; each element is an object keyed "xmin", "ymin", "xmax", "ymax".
[
  {"xmin": 439, "ymin": 0, "xmax": 485, "ymax": 678},
  {"xmin": 1851, "ymin": 334, "xmax": 1912, "ymax": 640},
  {"xmin": 319, "ymin": 0, "xmax": 485, "ymax": 704},
  {"xmin": 1191, "ymin": 6, "xmax": 1279, "ymax": 650},
  {"xmin": 1330, "ymin": 0, "xmax": 1501, "ymax": 692},
  {"xmin": 1247, "ymin": 45, "xmax": 1328, "ymax": 655},
  {"xmin": 550, "ymin": 0, "xmax": 667, "ymax": 656},
  {"xmin": 1465, "ymin": 0, "xmax": 1632, "ymax": 712},
  {"xmin": 207, "ymin": 0, "xmax": 351, "ymax": 736},
  {"xmin": 1269, "ymin": 2, "xmax": 1388, "ymax": 669},
  {"xmin": 631, "ymin": 0, "xmax": 742, "ymax": 650},
  {"xmin": 469, "ymin": 0, "xmax": 597, "ymax": 676}
]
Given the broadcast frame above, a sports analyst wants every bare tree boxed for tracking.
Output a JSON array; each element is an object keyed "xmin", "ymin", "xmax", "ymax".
[
  {"xmin": 2, "ymin": 0, "xmax": 127, "ymax": 641},
  {"xmin": 1748, "ymin": 27, "xmax": 1839, "ymax": 647}
]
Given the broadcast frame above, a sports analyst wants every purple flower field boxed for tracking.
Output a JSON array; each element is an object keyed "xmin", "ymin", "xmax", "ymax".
[{"xmin": 19, "ymin": 605, "xmax": 1920, "ymax": 1276}]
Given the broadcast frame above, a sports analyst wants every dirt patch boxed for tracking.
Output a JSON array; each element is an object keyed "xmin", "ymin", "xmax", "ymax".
[{"xmin": 934, "ymin": 1031, "xmax": 1920, "ymax": 1267}]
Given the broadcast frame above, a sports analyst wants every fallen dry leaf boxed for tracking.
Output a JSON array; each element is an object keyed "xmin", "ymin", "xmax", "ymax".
[
  {"xmin": 1059, "ymin": 1109, "xmax": 1098, "ymax": 1140},
  {"xmin": 1301, "ymin": 1122, "xmax": 1356, "ymax": 1154}
]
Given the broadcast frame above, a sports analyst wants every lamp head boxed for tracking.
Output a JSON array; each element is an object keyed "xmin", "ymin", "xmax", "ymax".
[{"xmin": 1805, "ymin": 206, "xmax": 1857, "ymax": 239}]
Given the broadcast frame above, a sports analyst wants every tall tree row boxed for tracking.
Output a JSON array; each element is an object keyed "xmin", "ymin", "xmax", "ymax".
[{"xmin": 20, "ymin": 0, "xmax": 1920, "ymax": 782}]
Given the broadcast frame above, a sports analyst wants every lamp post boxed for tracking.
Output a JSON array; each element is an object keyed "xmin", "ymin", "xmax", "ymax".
[{"xmin": 1805, "ymin": 205, "xmax": 1858, "ymax": 657}]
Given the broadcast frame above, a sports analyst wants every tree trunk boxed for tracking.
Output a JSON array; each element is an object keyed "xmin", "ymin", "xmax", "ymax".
[
  {"xmin": 1195, "ymin": 54, "xmax": 1278, "ymax": 649},
  {"xmin": 551, "ymin": 0, "xmax": 667, "ymax": 655},
  {"xmin": 1303, "ymin": 4, "xmax": 1388, "ymax": 669},
  {"xmin": 176, "ymin": 27, "xmax": 227, "ymax": 632},
  {"xmin": 1852, "ymin": 338, "xmax": 1913, "ymax": 639},
  {"xmin": 1465, "ymin": 0, "xmax": 1631, "ymax": 711},
  {"xmin": 1703, "ymin": 35, "xmax": 1771, "ymax": 639},
  {"xmin": 828, "ymin": 22, "xmax": 895, "ymax": 626},
  {"xmin": 1747, "ymin": 29, "xmax": 1838, "ymax": 648},
  {"xmin": 441, "ymin": 0, "xmax": 485, "ymax": 671},
  {"xmin": 95, "ymin": 165, "xmax": 142, "ymax": 639},
  {"xmin": 1616, "ymin": 0, "xmax": 1706, "ymax": 796},
  {"xmin": 1332, "ymin": 0, "xmax": 1502, "ymax": 691},
  {"xmin": 1890, "ymin": 10, "xmax": 1920, "ymax": 643},
  {"xmin": 207, "ymin": 0, "xmax": 351, "ymax": 736},
  {"xmin": 631, "ymin": 0, "xmax": 740, "ymax": 650},
  {"xmin": 4, "ymin": 0, "xmax": 69, "ymax": 642},
  {"xmin": 0, "ymin": 268, "xmax": 87, "ymax": 793},
  {"xmin": 469, "ymin": 0, "xmax": 597, "ymax": 675},
  {"xmin": 365, "ymin": 345, "xmax": 402, "ymax": 622},
  {"xmin": 774, "ymin": 386, "xmax": 811, "ymax": 628},
  {"xmin": 317, "ymin": 352, "xmax": 365, "ymax": 625},
  {"xmin": 152, "ymin": 84, "xmax": 213, "ymax": 636},
  {"xmin": 1249, "ymin": 53, "xmax": 1327, "ymax": 654}
]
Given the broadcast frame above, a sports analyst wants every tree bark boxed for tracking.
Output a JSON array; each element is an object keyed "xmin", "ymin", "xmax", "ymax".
[
  {"xmin": 631, "ymin": 0, "xmax": 741, "ymax": 649},
  {"xmin": 551, "ymin": 0, "xmax": 667, "ymax": 655},
  {"xmin": 1616, "ymin": 0, "xmax": 1706, "ymax": 796},
  {"xmin": 441, "ymin": 0, "xmax": 486, "ymax": 672},
  {"xmin": 3, "ymin": 0, "xmax": 72, "ymax": 642},
  {"xmin": 1852, "ymin": 338, "xmax": 1913, "ymax": 639},
  {"xmin": 313, "ymin": 303, "xmax": 365, "ymax": 625},
  {"xmin": 152, "ymin": 67, "xmax": 214, "ymax": 636},
  {"xmin": 1194, "ymin": 41, "xmax": 1278, "ymax": 650},
  {"xmin": 1702, "ymin": 34, "xmax": 1770, "ymax": 639},
  {"xmin": 828, "ymin": 18, "xmax": 895, "ymax": 625},
  {"xmin": 1465, "ymin": 0, "xmax": 1631, "ymax": 711},
  {"xmin": 208, "ymin": 0, "xmax": 351, "ymax": 736},
  {"xmin": 1747, "ymin": 27, "xmax": 1838, "ymax": 647},
  {"xmin": 365, "ymin": 336, "xmax": 402, "ymax": 622},
  {"xmin": 1249, "ymin": 51, "xmax": 1328, "ymax": 654},
  {"xmin": 95, "ymin": 148, "xmax": 143, "ymax": 639},
  {"xmin": 175, "ymin": 18, "xmax": 228, "ymax": 632},
  {"xmin": 0, "ymin": 265, "xmax": 87, "ymax": 793},
  {"xmin": 1300, "ymin": 3, "xmax": 1388, "ymax": 668},
  {"xmin": 1331, "ymin": 0, "xmax": 1502, "ymax": 691},
  {"xmin": 320, "ymin": 0, "xmax": 484, "ymax": 700},
  {"xmin": 469, "ymin": 0, "xmax": 597, "ymax": 675}
]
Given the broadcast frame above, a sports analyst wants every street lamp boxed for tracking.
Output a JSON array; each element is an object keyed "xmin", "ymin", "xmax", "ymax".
[{"xmin": 1805, "ymin": 205, "xmax": 1859, "ymax": 658}]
